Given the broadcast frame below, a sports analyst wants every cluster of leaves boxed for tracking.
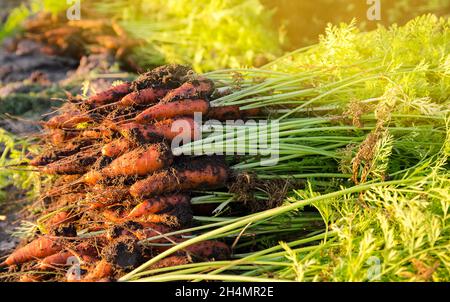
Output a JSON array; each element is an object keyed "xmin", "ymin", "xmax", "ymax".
[{"xmin": 0, "ymin": 128, "xmax": 40, "ymax": 203}]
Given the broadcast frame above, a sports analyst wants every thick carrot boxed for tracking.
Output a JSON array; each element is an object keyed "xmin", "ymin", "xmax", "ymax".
[
  {"xmin": 130, "ymin": 160, "xmax": 229, "ymax": 198},
  {"xmin": 119, "ymin": 117, "xmax": 200, "ymax": 143},
  {"xmin": 46, "ymin": 211, "xmax": 74, "ymax": 227},
  {"xmin": 135, "ymin": 99, "xmax": 209, "ymax": 122},
  {"xmin": 148, "ymin": 256, "xmax": 190, "ymax": 269},
  {"xmin": 184, "ymin": 241, "xmax": 230, "ymax": 260},
  {"xmin": 83, "ymin": 143, "xmax": 172, "ymax": 185},
  {"xmin": 118, "ymin": 87, "xmax": 168, "ymax": 107},
  {"xmin": 45, "ymin": 111, "xmax": 92, "ymax": 129},
  {"xmin": 207, "ymin": 105, "xmax": 262, "ymax": 120},
  {"xmin": 49, "ymin": 129, "xmax": 78, "ymax": 146},
  {"xmin": 86, "ymin": 185, "xmax": 130, "ymax": 209},
  {"xmin": 127, "ymin": 194, "xmax": 190, "ymax": 219},
  {"xmin": 30, "ymin": 140, "xmax": 93, "ymax": 167},
  {"xmin": 161, "ymin": 78, "xmax": 215, "ymax": 103},
  {"xmin": 19, "ymin": 274, "xmax": 42, "ymax": 282},
  {"xmin": 101, "ymin": 138, "xmax": 136, "ymax": 158},
  {"xmin": 41, "ymin": 149, "xmax": 98, "ymax": 175},
  {"xmin": 38, "ymin": 251, "xmax": 73, "ymax": 270},
  {"xmin": 2, "ymin": 236, "xmax": 63, "ymax": 267},
  {"xmin": 85, "ymin": 82, "xmax": 132, "ymax": 108}
]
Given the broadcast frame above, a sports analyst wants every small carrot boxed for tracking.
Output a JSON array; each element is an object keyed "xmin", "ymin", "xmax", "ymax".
[
  {"xmin": 101, "ymin": 138, "xmax": 136, "ymax": 158},
  {"xmin": 85, "ymin": 82, "xmax": 132, "ymax": 108},
  {"xmin": 184, "ymin": 241, "xmax": 230, "ymax": 260},
  {"xmin": 2, "ymin": 236, "xmax": 63, "ymax": 267},
  {"xmin": 148, "ymin": 256, "xmax": 190, "ymax": 269},
  {"xmin": 45, "ymin": 111, "xmax": 93, "ymax": 129},
  {"xmin": 83, "ymin": 143, "xmax": 172, "ymax": 185},
  {"xmin": 38, "ymin": 251, "xmax": 73, "ymax": 270},
  {"xmin": 86, "ymin": 185, "xmax": 130, "ymax": 209},
  {"xmin": 41, "ymin": 149, "xmax": 99, "ymax": 175},
  {"xmin": 161, "ymin": 78, "xmax": 215, "ymax": 103},
  {"xmin": 135, "ymin": 99, "xmax": 209, "ymax": 122},
  {"xmin": 127, "ymin": 194, "xmax": 190, "ymax": 219},
  {"xmin": 49, "ymin": 129, "xmax": 78, "ymax": 146},
  {"xmin": 119, "ymin": 117, "xmax": 200, "ymax": 143},
  {"xmin": 130, "ymin": 160, "xmax": 229, "ymax": 198},
  {"xmin": 207, "ymin": 105, "xmax": 262, "ymax": 120},
  {"xmin": 118, "ymin": 87, "xmax": 168, "ymax": 107}
]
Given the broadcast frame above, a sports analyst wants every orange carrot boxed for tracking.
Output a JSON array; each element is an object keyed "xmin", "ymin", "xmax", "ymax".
[
  {"xmin": 149, "ymin": 256, "xmax": 190, "ymax": 269},
  {"xmin": 135, "ymin": 99, "xmax": 209, "ymax": 122},
  {"xmin": 207, "ymin": 105, "xmax": 262, "ymax": 120},
  {"xmin": 85, "ymin": 82, "xmax": 131, "ymax": 108},
  {"xmin": 45, "ymin": 111, "xmax": 92, "ymax": 129},
  {"xmin": 2, "ymin": 236, "xmax": 63, "ymax": 267},
  {"xmin": 118, "ymin": 87, "xmax": 168, "ymax": 107},
  {"xmin": 119, "ymin": 117, "xmax": 200, "ymax": 143},
  {"xmin": 19, "ymin": 274, "xmax": 42, "ymax": 282},
  {"xmin": 86, "ymin": 185, "xmax": 130, "ymax": 209},
  {"xmin": 127, "ymin": 194, "xmax": 190, "ymax": 219},
  {"xmin": 83, "ymin": 143, "xmax": 172, "ymax": 185},
  {"xmin": 130, "ymin": 160, "xmax": 229, "ymax": 198},
  {"xmin": 49, "ymin": 129, "xmax": 78, "ymax": 146},
  {"xmin": 41, "ymin": 149, "xmax": 98, "ymax": 175},
  {"xmin": 38, "ymin": 251, "xmax": 73, "ymax": 270},
  {"xmin": 161, "ymin": 78, "xmax": 214, "ymax": 103},
  {"xmin": 46, "ymin": 211, "xmax": 74, "ymax": 227},
  {"xmin": 184, "ymin": 241, "xmax": 230, "ymax": 260},
  {"xmin": 101, "ymin": 138, "xmax": 136, "ymax": 158}
]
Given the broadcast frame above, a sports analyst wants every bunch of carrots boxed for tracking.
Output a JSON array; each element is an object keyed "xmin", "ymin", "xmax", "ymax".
[
  {"xmin": 0, "ymin": 64, "xmax": 258, "ymax": 282},
  {"xmin": 6, "ymin": 11, "xmax": 141, "ymax": 72}
]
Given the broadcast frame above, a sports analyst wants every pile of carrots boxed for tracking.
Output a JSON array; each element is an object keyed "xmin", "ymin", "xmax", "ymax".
[
  {"xmin": 0, "ymin": 64, "xmax": 256, "ymax": 282},
  {"xmin": 6, "ymin": 12, "xmax": 141, "ymax": 72}
]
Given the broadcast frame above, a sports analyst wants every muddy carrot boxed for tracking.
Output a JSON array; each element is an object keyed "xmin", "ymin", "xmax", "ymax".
[
  {"xmin": 2, "ymin": 236, "xmax": 63, "ymax": 267},
  {"xmin": 127, "ymin": 194, "xmax": 190, "ymax": 219},
  {"xmin": 130, "ymin": 160, "xmax": 229, "ymax": 198},
  {"xmin": 45, "ymin": 111, "xmax": 93, "ymax": 129},
  {"xmin": 118, "ymin": 87, "xmax": 168, "ymax": 107},
  {"xmin": 101, "ymin": 138, "xmax": 136, "ymax": 158},
  {"xmin": 161, "ymin": 78, "xmax": 215, "ymax": 103},
  {"xmin": 84, "ymin": 143, "xmax": 172, "ymax": 185},
  {"xmin": 207, "ymin": 105, "xmax": 262, "ymax": 120},
  {"xmin": 119, "ymin": 117, "xmax": 200, "ymax": 143},
  {"xmin": 135, "ymin": 99, "xmax": 209, "ymax": 122},
  {"xmin": 85, "ymin": 82, "xmax": 132, "ymax": 108}
]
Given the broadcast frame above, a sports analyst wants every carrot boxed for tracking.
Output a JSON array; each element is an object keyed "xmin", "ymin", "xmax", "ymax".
[
  {"xmin": 148, "ymin": 256, "xmax": 190, "ymax": 269},
  {"xmin": 2, "ymin": 236, "xmax": 63, "ymax": 267},
  {"xmin": 49, "ymin": 129, "xmax": 78, "ymax": 146},
  {"xmin": 69, "ymin": 260, "xmax": 113, "ymax": 282},
  {"xmin": 45, "ymin": 111, "xmax": 92, "ymax": 129},
  {"xmin": 101, "ymin": 138, "xmax": 136, "ymax": 158},
  {"xmin": 207, "ymin": 105, "xmax": 262, "ymax": 120},
  {"xmin": 38, "ymin": 251, "xmax": 73, "ymax": 270},
  {"xmin": 118, "ymin": 87, "xmax": 168, "ymax": 107},
  {"xmin": 85, "ymin": 82, "xmax": 132, "ymax": 108},
  {"xmin": 38, "ymin": 242, "xmax": 98, "ymax": 271},
  {"xmin": 83, "ymin": 143, "xmax": 172, "ymax": 185},
  {"xmin": 135, "ymin": 99, "xmax": 209, "ymax": 122},
  {"xmin": 46, "ymin": 211, "xmax": 74, "ymax": 227},
  {"xmin": 130, "ymin": 160, "xmax": 229, "ymax": 198},
  {"xmin": 161, "ymin": 78, "xmax": 215, "ymax": 103},
  {"xmin": 86, "ymin": 185, "xmax": 130, "ymax": 209},
  {"xmin": 30, "ymin": 140, "xmax": 93, "ymax": 167},
  {"xmin": 19, "ymin": 274, "xmax": 42, "ymax": 282},
  {"xmin": 184, "ymin": 241, "xmax": 230, "ymax": 260},
  {"xmin": 127, "ymin": 194, "xmax": 190, "ymax": 219},
  {"xmin": 119, "ymin": 117, "xmax": 200, "ymax": 143},
  {"xmin": 41, "ymin": 149, "xmax": 99, "ymax": 175}
]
